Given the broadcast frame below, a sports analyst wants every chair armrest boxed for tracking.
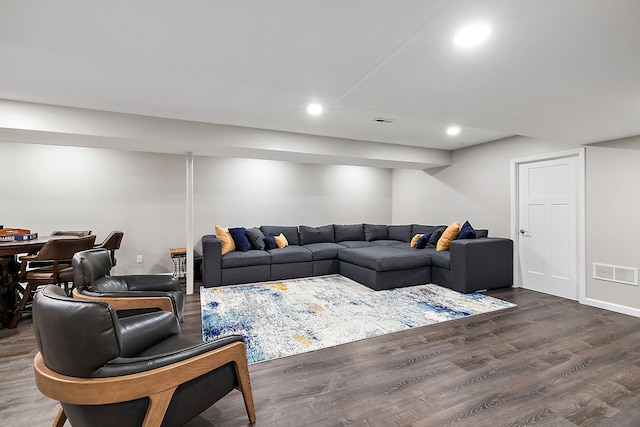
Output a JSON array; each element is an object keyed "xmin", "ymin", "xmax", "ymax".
[
  {"xmin": 72, "ymin": 289, "xmax": 176, "ymax": 315},
  {"xmin": 202, "ymin": 235, "xmax": 222, "ymax": 288},
  {"xmin": 118, "ymin": 311, "xmax": 181, "ymax": 357},
  {"xmin": 122, "ymin": 275, "xmax": 181, "ymax": 292}
]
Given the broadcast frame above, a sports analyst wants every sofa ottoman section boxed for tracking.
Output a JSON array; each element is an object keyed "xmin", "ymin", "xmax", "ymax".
[
  {"xmin": 338, "ymin": 246, "xmax": 431, "ymax": 291},
  {"xmin": 268, "ymin": 246, "xmax": 313, "ymax": 281}
]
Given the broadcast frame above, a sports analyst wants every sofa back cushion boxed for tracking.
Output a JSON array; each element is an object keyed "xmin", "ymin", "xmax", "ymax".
[
  {"xmin": 334, "ymin": 224, "xmax": 364, "ymax": 242},
  {"xmin": 299, "ymin": 225, "xmax": 335, "ymax": 245},
  {"xmin": 388, "ymin": 225, "xmax": 412, "ymax": 242},
  {"xmin": 412, "ymin": 224, "xmax": 443, "ymax": 236},
  {"xmin": 261, "ymin": 225, "xmax": 300, "ymax": 246},
  {"xmin": 364, "ymin": 224, "xmax": 388, "ymax": 241}
]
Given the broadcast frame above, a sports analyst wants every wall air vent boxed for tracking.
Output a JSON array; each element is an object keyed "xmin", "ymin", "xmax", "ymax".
[
  {"xmin": 373, "ymin": 117, "xmax": 396, "ymax": 124},
  {"xmin": 593, "ymin": 263, "xmax": 638, "ymax": 286}
]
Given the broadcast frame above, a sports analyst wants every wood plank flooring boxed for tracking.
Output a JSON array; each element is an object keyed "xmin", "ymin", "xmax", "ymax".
[{"xmin": 2, "ymin": 285, "xmax": 640, "ymax": 426}]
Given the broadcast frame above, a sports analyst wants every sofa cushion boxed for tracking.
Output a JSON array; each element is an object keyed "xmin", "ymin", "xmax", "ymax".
[
  {"xmin": 337, "ymin": 240, "xmax": 373, "ymax": 249},
  {"xmin": 299, "ymin": 225, "xmax": 335, "ymax": 245},
  {"xmin": 334, "ymin": 224, "xmax": 364, "ymax": 242},
  {"xmin": 476, "ymin": 229, "xmax": 489, "ymax": 238},
  {"xmin": 229, "ymin": 227, "xmax": 251, "ymax": 252},
  {"xmin": 275, "ymin": 233, "xmax": 289, "ymax": 248},
  {"xmin": 302, "ymin": 242, "xmax": 344, "ymax": 260},
  {"xmin": 215, "ymin": 225, "xmax": 236, "ymax": 255},
  {"xmin": 457, "ymin": 220, "xmax": 477, "ymax": 240},
  {"xmin": 364, "ymin": 224, "xmax": 388, "ymax": 241},
  {"xmin": 388, "ymin": 225, "xmax": 412, "ymax": 242},
  {"xmin": 221, "ymin": 250, "xmax": 271, "ymax": 268},
  {"xmin": 268, "ymin": 246, "xmax": 313, "ymax": 264},
  {"xmin": 261, "ymin": 225, "xmax": 300, "ymax": 246},
  {"xmin": 437, "ymin": 222, "xmax": 461, "ymax": 251},
  {"xmin": 246, "ymin": 227, "xmax": 266, "ymax": 250},
  {"xmin": 339, "ymin": 247, "xmax": 430, "ymax": 272},
  {"xmin": 426, "ymin": 248, "xmax": 450, "ymax": 269},
  {"xmin": 369, "ymin": 240, "xmax": 404, "ymax": 247},
  {"xmin": 412, "ymin": 224, "xmax": 443, "ymax": 236}
]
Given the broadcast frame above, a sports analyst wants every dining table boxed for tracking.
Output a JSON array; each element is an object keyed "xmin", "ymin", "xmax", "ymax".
[{"xmin": 0, "ymin": 235, "xmax": 77, "ymax": 328}]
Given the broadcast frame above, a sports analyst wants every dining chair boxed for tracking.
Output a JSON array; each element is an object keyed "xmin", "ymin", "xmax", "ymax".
[
  {"xmin": 33, "ymin": 285, "xmax": 256, "ymax": 427},
  {"xmin": 94, "ymin": 230, "xmax": 124, "ymax": 266},
  {"xmin": 10, "ymin": 235, "xmax": 97, "ymax": 328}
]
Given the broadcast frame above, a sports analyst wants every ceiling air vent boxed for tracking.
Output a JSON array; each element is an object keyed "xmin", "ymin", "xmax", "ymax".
[
  {"xmin": 593, "ymin": 263, "xmax": 638, "ymax": 286},
  {"xmin": 373, "ymin": 117, "xmax": 396, "ymax": 124}
]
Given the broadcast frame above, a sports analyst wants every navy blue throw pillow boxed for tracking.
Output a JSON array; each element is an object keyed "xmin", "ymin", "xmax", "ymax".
[
  {"xmin": 416, "ymin": 233, "xmax": 431, "ymax": 249},
  {"xmin": 263, "ymin": 234, "xmax": 277, "ymax": 250},
  {"xmin": 229, "ymin": 227, "xmax": 251, "ymax": 252},
  {"xmin": 458, "ymin": 220, "xmax": 477, "ymax": 240}
]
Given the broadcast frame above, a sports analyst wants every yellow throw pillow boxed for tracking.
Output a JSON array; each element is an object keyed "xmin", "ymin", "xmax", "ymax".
[
  {"xmin": 215, "ymin": 225, "xmax": 236, "ymax": 255},
  {"xmin": 274, "ymin": 233, "xmax": 289, "ymax": 248},
  {"xmin": 436, "ymin": 221, "xmax": 461, "ymax": 251},
  {"xmin": 410, "ymin": 234, "xmax": 424, "ymax": 248}
]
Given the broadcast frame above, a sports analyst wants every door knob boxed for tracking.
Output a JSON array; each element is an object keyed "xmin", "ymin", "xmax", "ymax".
[{"xmin": 519, "ymin": 229, "xmax": 526, "ymax": 235}]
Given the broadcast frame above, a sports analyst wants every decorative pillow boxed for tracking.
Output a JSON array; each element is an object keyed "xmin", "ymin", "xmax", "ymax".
[
  {"xmin": 261, "ymin": 225, "xmax": 299, "ymax": 246},
  {"xmin": 364, "ymin": 224, "xmax": 389, "ymax": 241},
  {"xmin": 246, "ymin": 227, "xmax": 266, "ymax": 250},
  {"xmin": 299, "ymin": 225, "xmax": 335, "ymax": 245},
  {"xmin": 388, "ymin": 225, "xmax": 413, "ymax": 242},
  {"xmin": 215, "ymin": 225, "xmax": 236, "ymax": 255},
  {"xmin": 412, "ymin": 224, "xmax": 442, "ymax": 236},
  {"xmin": 428, "ymin": 227, "xmax": 445, "ymax": 247},
  {"xmin": 274, "ymin": 233, "xmax": 289, "ymax": 249},
  {"xmin": 457, "ymin": 220, "xmax": 477, "ymax": 240},
  {"xmin": 437, "ymin": 221, "xmax": 461, "ymax": 251},
  {"xmin": 334, "ymin": 224, "xmax": 364, "ymax": 242},
  {"xmin": 410, "ymin": 234, "xmax": 424, "ymax": 248},
  {"xmin": 416, "ymin": 233, "xmax": 431, "ymax": 249},
  {"xmin": 263, "ymin": 235, "xmax": 277, "ymax": 250},
  {"xmin": 229, "ymin": 227, "xmax": 251, "ymax": 252}
]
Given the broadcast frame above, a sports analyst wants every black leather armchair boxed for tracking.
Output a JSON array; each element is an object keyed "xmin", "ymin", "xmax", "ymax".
[
  {"xmin": 33, "ymin": 285, "xmax": 256, "ymax": 427},
  {"xmin": 71, "ymin": 248, "xmax": 184, "ymax": 320}
]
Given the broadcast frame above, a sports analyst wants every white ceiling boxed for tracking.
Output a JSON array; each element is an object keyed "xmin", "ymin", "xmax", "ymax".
[{"xmin": 1, "ymin": 0, "xmax": 639, "ymax": 152}]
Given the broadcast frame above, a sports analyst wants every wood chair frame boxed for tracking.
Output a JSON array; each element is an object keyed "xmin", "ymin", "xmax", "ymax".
[
  {"xmin": 34, "ymin": 340, "xmax": 256, "ymax": 427},
  {"xmin": 71, "ymin": 288, "xmax": 176, "ymax": 316}
]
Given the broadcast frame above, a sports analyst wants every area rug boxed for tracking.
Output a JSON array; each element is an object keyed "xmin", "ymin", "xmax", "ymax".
[{"xmin": 201, "ymin": 275, "xmax": 515, "ymax": 364}]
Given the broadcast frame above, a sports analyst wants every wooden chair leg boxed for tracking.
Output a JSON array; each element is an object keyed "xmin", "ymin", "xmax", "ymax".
[
  {"xmin": 233, "ymin": 354, "xmax": 256, "ymax": 423},
  {"xmin": 53, "ymin": 406, "xmax": 67, "ymax": 427},
  {"xmin": 9, "ymin": 283, "xmax": 34, "ymax": 328}
]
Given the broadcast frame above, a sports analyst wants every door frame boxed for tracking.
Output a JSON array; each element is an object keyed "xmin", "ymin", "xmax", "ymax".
[{"xmin": 510, "ymin": 148, "xmax": 586, "ymax": 303}]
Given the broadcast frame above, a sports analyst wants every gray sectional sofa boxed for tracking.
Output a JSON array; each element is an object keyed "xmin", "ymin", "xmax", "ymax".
[{"xmin": 201, "ymin": 223, "xmax": 513, "ymax": 293}]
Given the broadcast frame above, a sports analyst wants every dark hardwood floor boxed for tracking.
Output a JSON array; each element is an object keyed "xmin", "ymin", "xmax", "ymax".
[{"xmin": 2, "ymin": 285, "xmax": 640, "ymax": 426}]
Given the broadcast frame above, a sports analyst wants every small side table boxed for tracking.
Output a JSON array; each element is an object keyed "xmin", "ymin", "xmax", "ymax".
[{"xmin": 170, "ymin": 247, "xmax": 187, "ymax": 281}]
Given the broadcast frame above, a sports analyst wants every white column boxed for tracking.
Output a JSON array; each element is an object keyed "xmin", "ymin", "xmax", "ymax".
[{"xmin": 185, "ymin": 152, "xmax": 194, "ymax": 295}]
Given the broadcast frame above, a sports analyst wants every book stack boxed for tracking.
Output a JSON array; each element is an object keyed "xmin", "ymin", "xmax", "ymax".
[{"xmin": 0, "ymin": 227, "xmax": 38, "ymax": 242}]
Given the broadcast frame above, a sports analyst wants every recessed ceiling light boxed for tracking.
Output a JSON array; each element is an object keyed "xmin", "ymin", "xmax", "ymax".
[
  {"xmin": 307, "ymin": 103, "xmax": 323, "ymax": 116},
  {"xmin": 454, "ymin": 24, "xmax": 491, "ymax": 48},
  {"xmin": 446, "ymin": 126, "xmax": 461, "ymax": 136}
]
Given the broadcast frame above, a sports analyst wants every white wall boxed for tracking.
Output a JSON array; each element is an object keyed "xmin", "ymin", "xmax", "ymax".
[
  {"xmin": 0, "ymin": 141, "xmax": 185, "ymax": 273},
  {"xmin": 392, "ymin": 136, "xmax": 582, "ymax": 236},
  {"xmin": 1, "ymin": 141, "xmax": 393, "ymax": 273},
  {"xmin": 585, "ymin": 140, "xmax": 640, "ymax": 312},
  {"xmin": 193, "ymin": 156, "xmax": 392, "ymax": 248}
]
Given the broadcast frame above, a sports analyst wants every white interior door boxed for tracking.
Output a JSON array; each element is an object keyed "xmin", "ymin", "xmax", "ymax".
[{"xmin": 517, "ymin": 156, "xmax": 578, "ymax": 300}]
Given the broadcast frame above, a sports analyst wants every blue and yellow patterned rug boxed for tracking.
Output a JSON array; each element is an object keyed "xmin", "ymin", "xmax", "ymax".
[{"xmin": 201, "ymin": 275, "xmax": 515, "ymax": 364}]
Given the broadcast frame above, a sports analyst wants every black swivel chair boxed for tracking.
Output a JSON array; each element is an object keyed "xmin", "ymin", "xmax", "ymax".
[
  {"xmin": 33, "ymin": 285, "xmax": 256, "ymax": 427},
  {"xmin": 71, "ymin": 248, "xmax": 184, "ymax": 320}
]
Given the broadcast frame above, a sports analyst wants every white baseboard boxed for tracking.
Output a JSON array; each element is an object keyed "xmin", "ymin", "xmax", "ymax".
[{"xmin": 585, "ymin": 298, "xmax": 640, "ymax": 318}]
